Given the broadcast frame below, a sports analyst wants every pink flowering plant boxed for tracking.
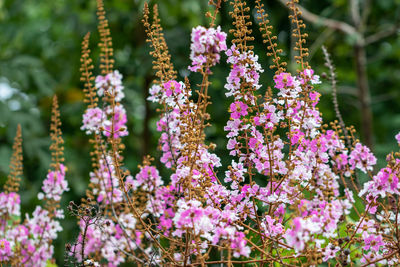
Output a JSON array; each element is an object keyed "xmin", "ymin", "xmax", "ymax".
[
  {"xmin": 0, "ymin": 97, "xmax": 69, "ymax": 266},
  {"xmin": 2, "ymin": 0, "xmax": 400, "ymax": 266}
]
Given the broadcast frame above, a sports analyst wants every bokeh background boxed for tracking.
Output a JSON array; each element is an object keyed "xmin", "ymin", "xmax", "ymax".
[{"xmin": 0, "ymin": 0, "xmax": 399, "ymax": 263}]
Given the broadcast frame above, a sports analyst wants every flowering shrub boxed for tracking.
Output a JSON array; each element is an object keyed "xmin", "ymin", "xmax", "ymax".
[
  {"xmin": 0, "ymin": 97, "xmax": 69, "ymax": 266},
  {"xmin": 2, "ymin": 0, "xmax": 400, "ymax": 266}
]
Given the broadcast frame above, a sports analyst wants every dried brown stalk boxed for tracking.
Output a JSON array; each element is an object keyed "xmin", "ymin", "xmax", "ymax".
[{"xmin": 3, "ymin": 124, "xmax": 23, "ymax": 193}]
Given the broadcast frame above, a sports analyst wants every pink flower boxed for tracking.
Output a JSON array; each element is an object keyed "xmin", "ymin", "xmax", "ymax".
[
  {"xmin": 95, "ymin": 70, "xmax": 125, "ymax": 102},
  {"xmin": 230, "ymin": 232, "xmax": 250, "ymax": 258},
  {"xmin": 134, "ymin": 165, "xmax": 163, "ymax": 191},
  {"xmin": 323, "ymin": 245, "xmax": 339, "ymax": 262},
  {"xmin": 81, "ymin": 107, "xmax": 104, "ymax": 135},
  {"xmin": 38, "ymin": 163, "xmax": 69, "ymax": 202},
  {"xmin": 189, "ymin": 26, "xmax": 227, "ymax": 72},
  {"xmin": 225, "ymin": 44, "xmax": 264, "ymax": 98},
  {"xmin": 301, "ymin": 68, "xmax": 321, "ymax": 85},
  {"xmin": 290, "ymin": 130, "xmax": 304, "ymax": 145},
  {"xmin": 360, "ymin": 251, "xmax": 378, "ymax": 265},
  {"xmin": 274, "ymin": 72, "xmax": 295, "ymax": 89},
  {"xmin": 0, "ymin": 192, "xmax": 21, "ymax": 217},
  {"xmin": 364, "ymin": 234, "xmax": 384, "ymax": 252},
  {"xmin": 230, "ymin": 101, "xmax": 248, "ymax": 119},
  {"xmin": 227, "ymin": 138, "xmax": 238, "ymax": 156},
  {"xmin": 335, "ymin": 153, "xmax": 349, "ymax": 171},
  {"xmin": 395, "ymin": 132, "xmax": 400, "ymax": 145},
  {"xmin": 284, "ymin": 217, "xmax": 306, "ymax": 251},
  {"xmin": 163, "ymin": 80, "xmax": 182, "ymax": 97},
  {"xmin": 0, "ymin": 239, "xmax": 12, "ymax": 261},
  {"xmin": 360, "ymin": 165, "xmax": 400, "ymax": 201},
  {"xmin": 262, "ymin": 215, "xmax": 284, "ymax": 237},
  {"xmin": 309, "ymin": 91, "xmax": 321, "ymax": 107},
  {"xmin": 103, "ymin": 105, "xmax": 128, "ymax": 138},
  {"xmin": 349, "ymin": 143, "xmax": 376, "ymax": 173}
]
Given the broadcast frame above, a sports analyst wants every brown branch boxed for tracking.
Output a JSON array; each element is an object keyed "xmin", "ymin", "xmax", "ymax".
[
  {"xmin": 365, "ymin": 25, "xmax": 400, "ymax": 45},
  {"xmin": 278, "ymin": 0, "xmax": 358, "ymax": 36},
  {"xmin": 350, "ymin": 0, "xmax": 361, "ymax": 28}
]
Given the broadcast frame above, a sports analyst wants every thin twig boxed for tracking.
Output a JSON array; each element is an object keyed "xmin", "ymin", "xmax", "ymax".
[{"xmin": 321, "ymin": 45, "xmax": 351, "ymax": 147}]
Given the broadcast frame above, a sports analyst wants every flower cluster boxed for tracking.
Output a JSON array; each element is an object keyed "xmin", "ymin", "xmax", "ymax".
[
  {"xmin": 0, "ymin": 239, "xmax": 12, "ymax": 261},
  {"xmin": 6, "ymin": 1, "xmax": 400, "ymax": 266},
  {"xmin": 0, "ymin": 96, "xmax": 68, "ymax": 266},
  {"xmin": 95, "ymin": 70, "xmax": 125, "ymax": 102},
  {"xmin": 0, "ymin": 192, "xmax": 20, "ymax": 218},
  {"xmin": 38, "ymin": 164, "xmax": 68, "ymax": 201},
  {"xmin": 124, "ymin": 3, "xmax": 400, "ymax": 264},
  {"xmin": 148, "ymin": 80, "xmax": 188, "ymax": 168},
  {"xmin": 189, "ymin": 26, "xmax": 227, "ymax": 72},
  {"xmin": 0, "ymin": 171, "xmax": 68, "ymax": 266},
  {"xmin": 81, "ymin": 70, "xmax": 128, "ymax": 138},
  {"xmin": 81, "ymin": 107, "xmax": 104, "ymax": 134},
  {"xmin": 225, "ymin": 44, "xmax": 263, "ymax": 102},
  {"xmin": 348, "ymin": 142, "xmax": 377, "ymax": 173},
  {"xmin": 72, "ymin": 215, "xmax": 140, "ymax": 266}
]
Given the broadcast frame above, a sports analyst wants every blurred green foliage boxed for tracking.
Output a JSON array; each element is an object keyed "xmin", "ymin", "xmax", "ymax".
[{"xmin": 0, "ymin": 0, "xmax": 399, "ymax": 264}]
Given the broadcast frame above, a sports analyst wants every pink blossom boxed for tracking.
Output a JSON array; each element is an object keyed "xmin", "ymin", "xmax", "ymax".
[
  {"xmin": 349, "ymin": 143, "xmax": 377, "ymax": 173},
  {"xmin": 81, "ymin": 107, "xmax": 104, "ymax": 135},
  {"xmin": 103, "ymin": 105, "xmax": 128, "ymax": 138},
  {"xmin": 0, "ymin": 192, "xmax": 20, "ymax": 217},
  {"xmin": 274, "ymin": 72, "xmax": 295, "ymax": 89},
  {"xmin": 309, "ymin": 91, "xmax": 321, "ymax": 107},
  {"xmin": 262, "ymin": 215, "xmax": 284, "ymax": 237},
  {"xmin": 189, "ymin": 26, "xmax": 227, "ymax": 72},
  {"xmin": 284, "ymin": 217, "xmax": 306, "ymax": 251},
  {"xmin": 323, "ymin": 245, "xmax": 339, "ymax": 262},
  {"xmin": 364, "ymin": 234, "xmax": 384, "ymax": 252},
  {"xmin": 134, "ymin": 165, "xmax": 163, "ymax": 191},
  {"xmin": 38, "ymin": 163, "xmax": 69, "ymax": 202},
  {"xmin": 230, "ymin": 101, "xmax": 248, "ymax": 119},
  {"xmin": 163, "ymin": 80, "xmax": 183, "ymax": 97},
  {"xmin": 301, "ymin": 68, "xmax": 321, "ymax": 85},
  {"xmin": 396, "ymin": 132, "xmax": 400, "ymax": 145},
  {"xmin": 230, "ymin": 232, "xmax": 250, "ymax": 258},
  {"xmin": 360, "ymin": 166, "xmax": 400, "ymax": 200},
  {"xmin": 95, "ymin": 70, "xmax": 125, "ymax": 102},
  {"xmin": 0, "ymin": 239, "xmax": 12, "ymax": 261},
  {"xmin": 290, "ymin": 130, "xmax": 304, "ymax": 145},
  {"xmin": 225, "ymin": 44, "xmax": 263, "ymax": 100}
]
